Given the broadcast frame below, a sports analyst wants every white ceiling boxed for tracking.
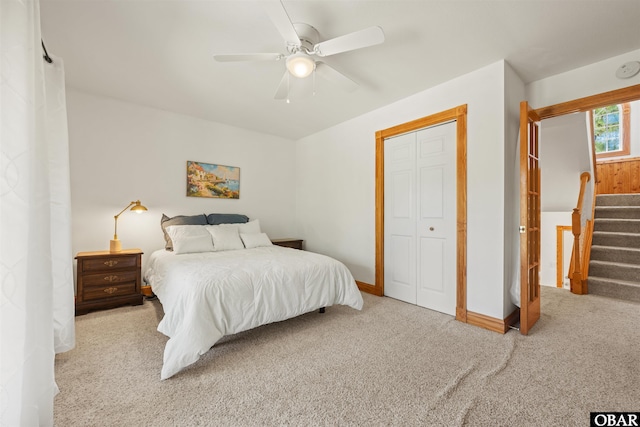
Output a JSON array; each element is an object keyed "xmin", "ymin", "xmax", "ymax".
[{"xmin": 40, "ymin": 0, "xmax": 640, "ymax": 140}]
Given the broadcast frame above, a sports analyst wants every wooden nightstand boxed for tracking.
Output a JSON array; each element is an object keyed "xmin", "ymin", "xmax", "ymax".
[
  {"xmin": 75, "ymin": 249, "xmax": 144, "ymax": 315},
  {"xmin": 271, "ymin": 238, "xmax": 304, "ymax": 250}
]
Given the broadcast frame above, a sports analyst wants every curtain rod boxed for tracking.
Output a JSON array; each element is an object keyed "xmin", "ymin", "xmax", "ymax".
[{"xmin": 41, "ymin": 40, "xmax": 53, "ymax": 63}]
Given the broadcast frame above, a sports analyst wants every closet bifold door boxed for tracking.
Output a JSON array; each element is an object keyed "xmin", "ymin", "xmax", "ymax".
[{"xmin": 383, "ymin": 121, "xmax": 457, "ymax": 316}]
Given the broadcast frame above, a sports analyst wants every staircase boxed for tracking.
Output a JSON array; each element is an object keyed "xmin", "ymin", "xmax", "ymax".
[{"xmin": 589, "ymin": 193, "xmax": 640, "ymax": 303}]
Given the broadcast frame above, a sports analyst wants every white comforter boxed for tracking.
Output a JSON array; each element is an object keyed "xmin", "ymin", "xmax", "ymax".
[{"xmin": 144, "ymin": 246, "xmax": 364, "ymax": 379}]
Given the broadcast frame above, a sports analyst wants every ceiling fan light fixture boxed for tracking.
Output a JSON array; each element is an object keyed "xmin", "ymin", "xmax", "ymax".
[{"xmin": 286, "ymin": 52, "xmax": 315, "ymax": 78}]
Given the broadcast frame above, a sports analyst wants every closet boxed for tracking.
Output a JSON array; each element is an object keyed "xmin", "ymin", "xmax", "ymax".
[{"xmin": 383, "ymin": 121, "xmax": 457, "ymax": 315}]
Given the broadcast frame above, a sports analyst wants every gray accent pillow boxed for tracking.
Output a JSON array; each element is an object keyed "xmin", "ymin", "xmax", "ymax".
[
  {"xmin": 161, "ymin": 213, "xmax": 207, "ymax": 250},
  {"xmin": 206, "ymin": 213, "xmax": 249, "ymax": 225}
]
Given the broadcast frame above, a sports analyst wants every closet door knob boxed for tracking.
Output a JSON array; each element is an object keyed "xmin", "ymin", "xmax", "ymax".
[{"xmin": 429, "ymin": 227, "xmax": 434, "ymax": 231}]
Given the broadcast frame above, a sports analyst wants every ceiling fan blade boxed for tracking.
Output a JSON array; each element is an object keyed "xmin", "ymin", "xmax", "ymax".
[
  {"xmin": 214, "ymin": 53, "xmax": 283, "ymax": 62},
  {"xmin": 315, "ymin": 62, "xmax": 358, "ymax": 92},
  {"xmin": 313, "ymin": 26, "xmax": 385, "ymax": 57},
  {"xmin": 274, "ymin": 71, "xmax": 290, "ymax": 99},
  {"xmin": 264, "ymin": 1, "xmax": 301, "ymax": 49}
]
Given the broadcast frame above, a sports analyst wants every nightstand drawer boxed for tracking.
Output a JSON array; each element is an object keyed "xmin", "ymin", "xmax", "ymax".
[
  {"xmin": 82, "ymin": 256, "xmax": 137, "ymax": 272},
  {"xmin": 82, "ymin": 270, "xmax": 138, "ymax": 286},
  {"xmin": 83, "ymin": 282, "xmax": 138, "ymax": 301}
]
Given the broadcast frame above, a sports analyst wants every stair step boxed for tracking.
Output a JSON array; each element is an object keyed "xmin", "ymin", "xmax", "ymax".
[
  {"xmin": 589, "ymin": 260, "xmax": 640, "ymax": 282},
  {"xmin": 588, "ymin": 276, "xmax": 640, "ymax": 303},
  {"xmin": 593, "ymin": 218, "xmax": 640, "ymax": 233},
  {"xmin": 590, "ymin": 245, "xmax": 640, "ymax": 264},
  {"xmin": 596, "ymin": 193, "xmax": 640, "ymax": 207},
  {"xmin": 589, "ymin": 194, "xmax": 640, "ymax": 303},
  {"xmin": 591, "ymin": 231, "xmax": 640, "ymax": 248},
  {"xmin": 594, "ymin": 206, "xmax": 640, "ymax": 220}
]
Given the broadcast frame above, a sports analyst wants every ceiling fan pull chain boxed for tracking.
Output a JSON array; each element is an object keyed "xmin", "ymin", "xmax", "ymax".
[
  {"xmin": 313, "ymin": 69, "xmax": 316, "ymax": 96},
  {"xmin": 286, "ymin": 72, "xmax": 291, "ymax": 104}
]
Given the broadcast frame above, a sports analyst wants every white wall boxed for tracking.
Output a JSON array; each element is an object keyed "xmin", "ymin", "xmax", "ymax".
[
  {"xmin": 540, "ymin": 113, "xmax": 591, "ymax": 212},
  {"xmin": 296, "ymin": 61, "xmax": 508, "ymax": 319},
  {"xmin": 67, "ymin": 89, "xmax": 296, "ymax": 272},
  {"xmin": 526, "ymin": 49, "xmax": 640, "ymax": 108}
]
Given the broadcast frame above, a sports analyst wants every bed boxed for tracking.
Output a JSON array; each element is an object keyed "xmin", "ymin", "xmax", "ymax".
[{"xmin": 144, "ymin": 214, "xmax": 364, "ymax": 379}]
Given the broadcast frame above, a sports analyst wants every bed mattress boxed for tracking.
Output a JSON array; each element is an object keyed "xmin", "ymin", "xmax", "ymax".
[{"xmin": 144, "ymin": 246, "xmax": 363, "ymax": 379}]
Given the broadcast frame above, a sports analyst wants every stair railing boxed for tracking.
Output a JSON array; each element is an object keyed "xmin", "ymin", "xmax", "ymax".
[{"xmin": 570, "ymin": 172, "xmax": 591, "ymax": 294}]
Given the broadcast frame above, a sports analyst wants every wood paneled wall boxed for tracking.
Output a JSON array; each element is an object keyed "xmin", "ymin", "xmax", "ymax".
[{"xmin": 596, "ymin": 157, "xmax": 640, "ymax": 194}]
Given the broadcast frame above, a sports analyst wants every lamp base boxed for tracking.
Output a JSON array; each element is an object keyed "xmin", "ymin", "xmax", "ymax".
[{"xmin": 110, "ymin": 239, "xmax": 122, "ymax": 253}]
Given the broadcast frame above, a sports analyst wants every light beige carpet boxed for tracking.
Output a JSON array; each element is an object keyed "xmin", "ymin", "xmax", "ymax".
[{"xmin": 54, "ymin": 287, "xmax": 639, "ymax": 426}]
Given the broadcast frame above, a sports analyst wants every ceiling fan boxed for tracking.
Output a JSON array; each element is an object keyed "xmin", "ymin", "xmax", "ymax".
[{"xmin": 213, "ymin": 0, "xmax": 385, "ymax": 100}]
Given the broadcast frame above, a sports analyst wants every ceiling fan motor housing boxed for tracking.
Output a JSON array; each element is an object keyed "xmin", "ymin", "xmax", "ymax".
[{"xmin": 291, "ymin": 23, "xmax": 319, "ymax": 53}]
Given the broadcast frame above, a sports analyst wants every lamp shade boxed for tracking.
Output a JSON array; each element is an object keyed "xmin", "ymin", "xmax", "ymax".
[
  {"xmin": 130, "ymin": 201, "xmax": 147, "ymax": 213},
  {"xmin": 286, "ymin": 52, "xmax": 315, "ymax": 78}
]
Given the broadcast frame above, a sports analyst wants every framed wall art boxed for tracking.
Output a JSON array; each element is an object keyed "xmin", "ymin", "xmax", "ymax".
[{"xmin": 186, "ymin": 161, "xmax": 240, "ymax": 199}]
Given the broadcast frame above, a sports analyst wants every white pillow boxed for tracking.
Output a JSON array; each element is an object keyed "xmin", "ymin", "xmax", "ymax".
[
  {"xmin": 166, "ymin": 225, "xmax": 214, "ymax": 254},
  {"xmin": 217, "ymin": 219, "xmax": 261, "ymax": 235},
  {"xmin": 240, "ymin": 232, "xmax": 273, "ymax": 249},
  {"xmin": 207, "ymin": 226, "xmax": 244, "ymax": 251}
]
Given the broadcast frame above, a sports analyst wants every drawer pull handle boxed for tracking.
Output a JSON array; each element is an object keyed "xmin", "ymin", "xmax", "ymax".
[
  {"xmin": 104, "ymin": 275, "xmax": 119, "ymax": 282},
  {"xmin": 104, "ymin": 260, "xmax": 119, "ymax": 267},
  {"xmin": 104, "ymin": 287, "xmax": 118, "ymax": 294}
]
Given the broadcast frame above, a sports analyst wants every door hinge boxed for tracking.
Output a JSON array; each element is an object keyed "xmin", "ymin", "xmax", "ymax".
[{"xmin": 519, "ymin": 226, "xmax": 526, "ymax": 234}]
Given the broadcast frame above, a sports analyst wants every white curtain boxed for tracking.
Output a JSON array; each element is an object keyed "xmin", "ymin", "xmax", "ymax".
[
  {"xmin": 45, "ymin": 56, "xmax": 75, "ymax": 355},
  {"xmin": 1, "ymin": 0, "xmax": 75, "ymax": 425}
]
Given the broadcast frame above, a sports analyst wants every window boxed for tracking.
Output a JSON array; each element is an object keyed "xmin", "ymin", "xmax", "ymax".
[{"xmin": 592, "ymin": 103, "xmax": 630, "ymax": 158}]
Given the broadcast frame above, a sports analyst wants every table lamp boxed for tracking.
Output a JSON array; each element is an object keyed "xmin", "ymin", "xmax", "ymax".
[{"xmin": 110, "ymin": 200, "xmax": 147, "ymax": 252}]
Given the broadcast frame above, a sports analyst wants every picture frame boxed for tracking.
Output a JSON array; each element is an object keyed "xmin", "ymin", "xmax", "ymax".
[{"xmin": 186, "ymin": 161, "xmax": 240, "ymax": 199}]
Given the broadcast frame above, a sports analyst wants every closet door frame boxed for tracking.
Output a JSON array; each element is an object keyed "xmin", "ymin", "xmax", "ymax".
[{"xmin": 374, "ymin": 105, "xmax": 468, "ymax": 322}]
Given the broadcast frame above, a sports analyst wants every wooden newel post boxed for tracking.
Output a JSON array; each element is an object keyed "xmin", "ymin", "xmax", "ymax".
[{"xmin": 570, "ymin": 208, "xmax": 584, "ymax": 294}]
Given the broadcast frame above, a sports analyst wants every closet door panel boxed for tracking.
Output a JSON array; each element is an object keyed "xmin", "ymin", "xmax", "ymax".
[
  {"xmin": 420, "ymin": 166, "xmax": 444, "ymax": 219},
  {"xmin": 384, "ymin": 133, "xmax": 417, "ymax": 304},
  {"xmin": 416, "ymin": 122, "xmax": 457, "ymax": 315},
  {"xmin": 420, "ymin": 237, "xmax": 445, "ymax": 293},
  {"xmin": 389, "ymin": 235, "xmax": 413, "ymax": 287}
]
